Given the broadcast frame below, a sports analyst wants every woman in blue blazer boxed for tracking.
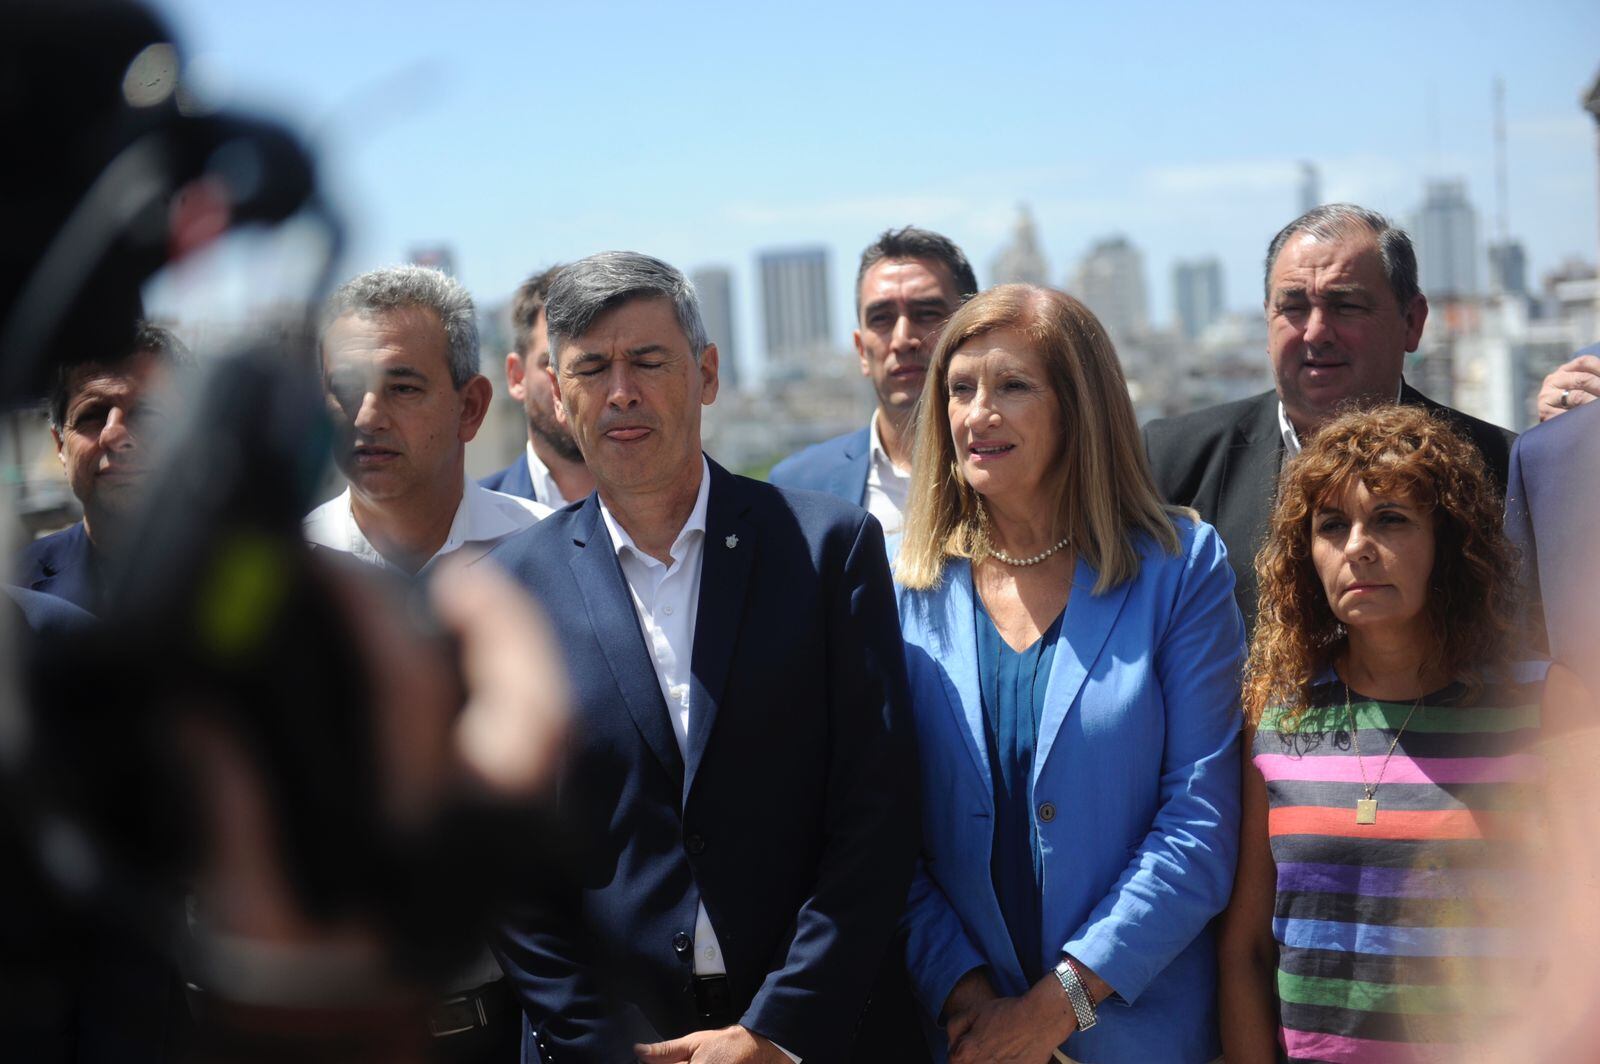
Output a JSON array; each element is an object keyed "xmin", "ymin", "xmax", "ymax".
[{"xmin": 895, "ymin": 285, "xmax": 1245, "ymax": 1063}]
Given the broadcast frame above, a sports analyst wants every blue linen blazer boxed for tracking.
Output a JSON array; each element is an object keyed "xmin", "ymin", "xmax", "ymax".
[
  {"xmin": 896, "ymin": 518, "xmax": 1244, "ymax": 1062},
  {"xmin": 15, "ymin": 521, "xmax": 98, "ymax": 614},
  {"xmin": 488, "ymin": 460, "xmax": 918, "ymax": 1062},
  {"xmin": 479, "ymin": 452, "xmax": 536, "ymax": 502},
  {"xmin": 768, "ymin": 426, "xmax": 871, "ymax": 506}
]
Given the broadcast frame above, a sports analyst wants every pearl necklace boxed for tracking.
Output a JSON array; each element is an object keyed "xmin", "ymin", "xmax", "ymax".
[{"xmin": 986, "ymin": 535, "xmax": 1072, "ymax": 567}]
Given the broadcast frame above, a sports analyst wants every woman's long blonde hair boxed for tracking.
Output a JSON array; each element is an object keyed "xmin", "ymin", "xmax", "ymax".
[{"xmin": 896, "ymin": 284, "xmax": 1180, "ymax": 593}]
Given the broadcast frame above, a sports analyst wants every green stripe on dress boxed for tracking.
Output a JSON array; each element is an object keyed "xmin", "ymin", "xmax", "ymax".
[
  {"xmin": 1277, "ymin": 970, "xmax": 1469, "ymax": 1015},
  {"xmin": 1258, "ymin": 701, "xmax": 1538, "ymax": 734}
]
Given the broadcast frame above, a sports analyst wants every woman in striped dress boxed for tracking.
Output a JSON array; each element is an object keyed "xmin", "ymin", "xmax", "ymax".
[{"xmin": 1217, "ymin": 404, "xmax": 1560, "ymax": 1063}]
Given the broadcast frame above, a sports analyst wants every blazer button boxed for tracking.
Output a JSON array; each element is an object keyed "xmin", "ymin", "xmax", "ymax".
[
  {"xmin": 685, "ymin": 834, "xmax": 706, "ymax": 855},
  {"xmin": 672, "ymin": 931, "xmax": 691, "ymax": 955},
  {"xmin": 1038, "ymin": 801, "xmax": 1056, "ymax": 822}
]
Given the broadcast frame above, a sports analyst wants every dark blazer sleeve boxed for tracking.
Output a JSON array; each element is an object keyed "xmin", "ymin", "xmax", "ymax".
[{"xmin": 739, "ymin": 512, "xmax": 919, "ymax": 1060}]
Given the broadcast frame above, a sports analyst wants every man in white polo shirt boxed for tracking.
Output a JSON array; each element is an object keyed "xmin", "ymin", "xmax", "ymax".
[
  {"xmin": 307, "ymin": 265, "xmax": 549, "ymax": 578},
  {"xmin": 305, "ymin": 263, "xmax": 547, "ymax": 1064}
]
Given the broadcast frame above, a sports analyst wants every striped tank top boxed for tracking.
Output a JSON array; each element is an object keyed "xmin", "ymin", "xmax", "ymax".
[{"xmin": 1253, "ymin": 674, "xmax": 1542, "ymax": 1063}]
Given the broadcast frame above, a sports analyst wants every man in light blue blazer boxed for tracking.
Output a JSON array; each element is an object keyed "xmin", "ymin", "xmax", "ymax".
[{"xmin": 769, "ymin": 227, "xmax": 977, "ymax": 543}]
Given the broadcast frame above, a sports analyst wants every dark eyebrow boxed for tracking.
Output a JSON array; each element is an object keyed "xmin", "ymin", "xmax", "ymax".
[
  {"xmin": 382, "ymin": 366, "xmax": 428, "ymax": 382},
  {"xmin": 626, "ymin": 344, "xmax": 668, "ymax": 359}
]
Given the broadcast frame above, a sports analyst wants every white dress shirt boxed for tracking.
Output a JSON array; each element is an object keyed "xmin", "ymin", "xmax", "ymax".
[
  {"xmin": 864, "ymin": 410, "xmax": 911, "ymax": 536},
  {"xmin": 302, "ymin": 475, "xmax": 548, "ymax": 992},
  {"xmin": 1277, "ymin": 379, "xmax": 1406, "ymax": 458},
  {"xmin": 597, "ymin": 460, "xmax": 800, "ymax": 1061},
  {"xmin": 304, "ymin": 476, "xmax": 550, "ymax": 574},
  {"xmin": 526, "ymin": 441, "xmax": 577, "ymax": 509}
]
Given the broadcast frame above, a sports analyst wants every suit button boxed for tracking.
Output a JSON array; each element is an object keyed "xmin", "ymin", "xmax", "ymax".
[
  {"xmin": 1038, "ymin": 801, "xmax": 1056, "ymax": 822},
  {"xmin": 672, "ymin": 932, "xmax": 691, "ymax": 954},
  {"xmin": 685, "ymin": 834, "xmax": 706, "ymax": 855}
]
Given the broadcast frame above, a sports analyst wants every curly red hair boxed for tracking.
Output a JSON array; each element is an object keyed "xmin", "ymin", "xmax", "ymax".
[{"xmin": 1242, "ymin": 403, "xmax": 1518, "ymax": 727}]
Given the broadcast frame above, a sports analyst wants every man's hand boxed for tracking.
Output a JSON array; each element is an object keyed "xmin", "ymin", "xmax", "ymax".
[
  {"xmin": 634, "ymin": 1026, "xmax": 791, "ymax": 1064},
  {"xmin": 941, "ymin": 967, "xmax": 999, "ymax": 1048},
  {"xmin": 1537, "ymin": 355, "xmax": 1600, "ymax": 422},
  {"xmin": 948, "ymin": 973, "xmax": 1076, "ymax": 1064}
]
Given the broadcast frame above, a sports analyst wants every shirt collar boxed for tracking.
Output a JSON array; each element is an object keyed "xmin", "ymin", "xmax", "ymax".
[
  {"xmin": 868, "ymin": 409, "xmax": 909, "ymax": 478},
  {"xmin": 1277, "ymin": 377, "xmax": 1406, "ymax": 457},
  {"xmin": 524, "ymin": 440, "xmax": 573, "ymax": 509},
  {"xmin": 305, "ymin": 476, "xmax": 541, "ymax": 571},
  {"xmin": 598, "ymin": 456, "xmax": 712, "ymax": 567}
]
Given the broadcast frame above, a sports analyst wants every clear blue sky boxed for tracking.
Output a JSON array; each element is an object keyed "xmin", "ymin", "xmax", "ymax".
[{"xmin": 151, "ymin": 0, "xmax": 1600, "ymax": 381}]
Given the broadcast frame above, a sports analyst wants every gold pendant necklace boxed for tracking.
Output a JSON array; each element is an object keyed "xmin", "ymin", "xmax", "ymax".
[{"xmin": 1346, "ymin": 682, "xmax": 1423, "ymax": 825}]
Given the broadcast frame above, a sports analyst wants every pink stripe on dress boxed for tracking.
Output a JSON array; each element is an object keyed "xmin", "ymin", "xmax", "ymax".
[
  {"xmin": 1254, "ymin": 753, "xmax": 1541, "ymax": 786},
  {"xmin": 1282, "ymin": 1026, "xmax": 1462, "ymax": 1063}
]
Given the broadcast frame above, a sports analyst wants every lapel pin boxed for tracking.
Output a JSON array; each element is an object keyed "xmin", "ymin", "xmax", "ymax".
[{"xmin": 725, "ymin": 534, "xmax": 739, "ymax": 549}]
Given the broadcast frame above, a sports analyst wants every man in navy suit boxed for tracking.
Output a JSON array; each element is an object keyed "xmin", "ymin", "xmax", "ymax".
[
  {"xmin": 490, "ymin": 252, "xmax": 917, "ymax": 1063},
  {"xmin": 480, "ymin": 266, "xmax": 596, "ymax": 508},
  {"xmin": 768, "ymin": 227, "xmax": 976, "ymax": 541},
  {"xmin": 15, "ymin": 322, "xmax": 186, "ymax": 614},
  {"xmin": 1505, "ymin": 342, "xmax": 1600, "ymax": 677}
]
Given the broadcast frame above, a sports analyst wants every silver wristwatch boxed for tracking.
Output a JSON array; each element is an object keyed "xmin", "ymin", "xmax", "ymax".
[{"xmin": 1053, "ymin": 957, "xmax": 1098, "ymax": 1032}]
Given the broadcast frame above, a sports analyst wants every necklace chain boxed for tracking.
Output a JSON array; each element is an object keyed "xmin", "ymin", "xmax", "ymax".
[{"xmin": 1345, "ymin": 682, "xmax": 1423, "ymax": 801}]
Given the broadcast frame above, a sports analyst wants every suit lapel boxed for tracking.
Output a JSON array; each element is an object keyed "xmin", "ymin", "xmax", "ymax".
[
  {"xmin": 567, "ymin": 499, "xmax": 685, "ymax": 793},
  {"xmin": 1032, "ymin": 556, "xmax": 1133, "ymax": 784},
  {"xmin": 684, "ymin": 462, "xmax": 755, "ymax": 799},
  {"xmin": 929, "ymin": 561, "xmax": 992, "ymax": 798},
  {"xmin": 1218, "ymin": 395, "xmax": 1283, "ymax": 569},
  {"xmin": 827, "ymin": 426, "xmax": 872, "ymax": 506},
  {"xmin": 511, "ymin": 454, "xmax": 536, "ymax": 503}
]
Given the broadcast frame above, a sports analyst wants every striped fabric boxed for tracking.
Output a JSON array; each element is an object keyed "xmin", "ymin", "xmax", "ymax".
[{"xmin": 1254, "ymin": 677, "xmax": 1542, "ymax": 1063}]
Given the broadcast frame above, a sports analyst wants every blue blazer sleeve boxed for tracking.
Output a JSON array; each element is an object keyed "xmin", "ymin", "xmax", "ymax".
[
  {"xmin": 902, "ymin": 860, "xmax": 987, "ymax": 1021},
  {"xmin": 1060, "ymin": 524, "xmax": 1243, "ymax": 1002}
]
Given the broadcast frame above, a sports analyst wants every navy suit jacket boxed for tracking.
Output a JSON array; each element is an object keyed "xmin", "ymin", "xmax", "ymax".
[
  {"xmin": 768, "ymin": 426, "xmax": 871, "ymax": 506},
  {"xmin": 15, "ymin": 521, "xmax": 99, "ymax": 614},
  {"xmin": 480, "ymin": 453, "xmax": 538, "ymax": 503},
  {"xmin": 489, "ymin": 460, "xmax": 918, "ymax": 1062},
  {"xmin": 1144, "ymin": 383, "xmax": 1514, "ymax": 632},
  {"xmin": 1505, "ymin": 356, "xmax": 1600, "ymax": 675}
]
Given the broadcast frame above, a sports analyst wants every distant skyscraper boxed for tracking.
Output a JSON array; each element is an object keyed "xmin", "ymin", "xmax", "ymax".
[
  {"xmin": 1069, "ymin": 236, "xmax": 1148, "ymax": 342},
  {"xmin": 1413, "ymin": 179, "xmax": 1479, "ymax": 299},
  {"xmin": 759, "ymin": 247, "xmax": 831, "ymax": 372},
  {"xmin": 692, "ymin": 266, "xmax": 738, "ymax": 388},
  {"xmin": 408, "ymin": 245, "xmax": 457, "ymax": 277},
  {"xmin": 1173, "ymin": 258, "xmax": 1225, "ymax": 342},
  {"xmin": 991, "ymin": 204, "xmax": 1050, "ymax": 286},
  {"xmin": 1488, "ymin": 240, "xmax": 1528, "ymax": 298},
  {"xmin": 1298, "ymin": 162, "xmax": 1321, "ymax": 216}
]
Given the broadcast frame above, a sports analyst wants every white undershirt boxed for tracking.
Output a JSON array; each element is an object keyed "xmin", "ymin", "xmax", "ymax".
[
  {"xmin": 864, "ymin": 410, "xmax": 911, "ymax": 535},
  {"xmin": 525, "ymin": 440, "xmax": 576, "ymax": 509}
]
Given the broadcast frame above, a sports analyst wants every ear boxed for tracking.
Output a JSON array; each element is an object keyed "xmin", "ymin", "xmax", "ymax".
[
  {"xmin": 1402, "ymin": 293, "xmax": 1428, "ymax": 352},
  {"xmin": 699, "ymin": 343, "xmax": 720, "ymax": 407},
  {"xmin": 854, "ymin": 328, "xmax": 869, "ymax": 378},
  {"xmin": 51, "ymin": 426, "xmax": 64, "ymax": 468},
  {"xmin": 548, "ymin": 362, "xmax": 569, "ymax": 429},
  {"xmin": 504, "ymin": 351, "xmax": 527, "ymax": 402},
  {"xmin": 457, "ymin": 374, "xmax": 493, "ymax": 442}
]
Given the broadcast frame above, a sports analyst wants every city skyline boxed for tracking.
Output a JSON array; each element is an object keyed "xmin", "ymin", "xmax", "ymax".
[{"xmin": 147, "ymin": 0, "xmax": 1600, "ymax": 381}]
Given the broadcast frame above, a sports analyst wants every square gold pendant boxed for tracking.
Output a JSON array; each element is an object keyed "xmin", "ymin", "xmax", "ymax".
[{"xmin": 1355, "ymin": 798, "xmax": 1378, "ymax": 825}]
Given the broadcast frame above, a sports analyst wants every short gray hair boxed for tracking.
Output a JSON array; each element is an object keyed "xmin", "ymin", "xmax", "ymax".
[
  {"xmin": 323, "ymin": 265, "xmax": 480, "ymax": 387},
  {"xmin": 1263, "ymin": 203, "xmax": 1421, "ymax": 313},
  {"xmin": 545, "ymin": 252, "xmax": 709, "ymax": 368}
]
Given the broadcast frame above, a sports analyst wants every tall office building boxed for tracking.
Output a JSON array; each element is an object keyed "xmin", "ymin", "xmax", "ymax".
[
  {"xmin": 759, "ymin": 247, "xmax": 831, "ymax": 373},
  {"xmin": 991, "ymin": 205, "xmax": 1050, "ymax": 286},
  {"xmin": 691, "ymin": 266, "xmax": 738, "ymax": 388},
  {"xmin": 1488, "ymin": 240, "xmax": 1528, "ymax": 298},
  {"xmin": 1173, "ymin": 258, "xmax": 1225, "ymax": 342},
  {"xmin": 1069, "ymin": 236, "xmax": 1148, "ymax": 343},
  {"xmin": 1298, "ymin": 162, "xmax": 1322, "ymax": 216},
  {"xmin": 1413, "ymin": 179, "xmax": 1479, "ymax": 299}
]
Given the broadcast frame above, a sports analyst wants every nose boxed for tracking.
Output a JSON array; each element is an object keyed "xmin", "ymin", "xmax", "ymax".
[
  {"xmin": 890, "ymin": 314, "xmax": 917, "ymax": 353},
  {"xmin": 605, "ymin": 362, "xmax": 641, "ymax": 410},
  {"xmin": 1303, "ymin": 304, "xmax": 1333, "ymax": 347},
  {"xmin": 964, "ymin": 384, "xmax": 1000, "ymax": 429},
  {"xmin": 1343, "ymin": 520, "xmax": 1377, "ymax": 562},
  {"xmin": 351, "ymin": 390, "xmax": 387, "ymax": 434},
  {"xmin": 101, "ymin": 406, "xmax": 136, "ymax": 452}
]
